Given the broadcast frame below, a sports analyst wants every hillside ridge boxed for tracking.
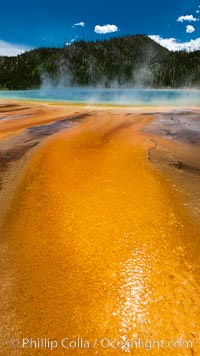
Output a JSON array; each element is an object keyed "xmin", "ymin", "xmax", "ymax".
[{"xmin": 0, "ymin": 35, "xmax": 200, "ymax": 89}]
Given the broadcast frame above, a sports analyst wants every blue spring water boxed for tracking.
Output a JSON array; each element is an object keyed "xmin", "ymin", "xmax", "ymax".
[{"xmin": 0, "ymin": 88, "xmax": 200, "ymax": 106}]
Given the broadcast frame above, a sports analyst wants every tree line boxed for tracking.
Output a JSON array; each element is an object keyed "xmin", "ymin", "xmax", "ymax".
[{"xmin": 1, "ymin": 35, "xmax": 200, "ymax": 90}]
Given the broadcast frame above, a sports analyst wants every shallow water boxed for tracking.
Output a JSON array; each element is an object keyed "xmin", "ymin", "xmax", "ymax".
[
  {"xmin": 0, "ymin": 87, "xmax": 200, "ymax": 106},
  {"xmin": 0, "ymin": 111, "xmax": 200, "ymax": 355}
]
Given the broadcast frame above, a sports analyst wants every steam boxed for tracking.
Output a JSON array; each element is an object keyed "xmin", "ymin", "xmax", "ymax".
[
  {"xmin": 0, "ymin": 84, "xmax": 199, "ymax": 106},
  {"xmin": 35, "ymin": 41, "xmax": 200, "ymax": 106},
  {"xmin": 40, "ymin": 60, "xmax": 155, "ymax": 90},
  {"xmin": 41, "ymin": 59, "xmax": 73, "ymax": 87},
  {"xmin": 25, "ymin": 87, "xmax": 200, "ymax": 107}
]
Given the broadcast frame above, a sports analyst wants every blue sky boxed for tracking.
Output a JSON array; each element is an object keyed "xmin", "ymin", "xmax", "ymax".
[{"xmin": 0, "ymin": 0, "xmax": 200, "ymax": 55}]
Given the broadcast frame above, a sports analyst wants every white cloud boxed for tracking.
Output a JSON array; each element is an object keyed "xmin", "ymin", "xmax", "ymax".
[
  {"xmin": 149, "ymin": 35, "xmax": 200, "ymax": 52},
  {"xmin": 65, "ymin": 39, "xmax": 75, "ymax": 46},
  {"xmin": 186, "ymin": 25, "xmax": 195, "ymax": 33},
  {"xmin": 177, "ymin": 15, "xmax": 197, "ymax": 22},
  {"xmin": 73, "ymin": 22, "xmax": 85, "ymax": 27},
  {"xmin": 0, "ymin": 40, "xmax": 31, "ymax": 57},
  {"xmin": 94, "ymin": 24, "xmax": 118, "ymax": 34},
  {"xmin": 196, "ymin": 10, "xmax": 200, "ymax": 13}
]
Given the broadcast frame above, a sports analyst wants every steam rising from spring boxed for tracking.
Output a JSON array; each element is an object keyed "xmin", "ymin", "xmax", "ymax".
[{"xmin": 0, "ymin": 87, "xmax": 200, "ymax": 106}]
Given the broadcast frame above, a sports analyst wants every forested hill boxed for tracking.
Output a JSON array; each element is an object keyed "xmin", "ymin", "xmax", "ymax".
[{"xmin": 1, "ymin": 35, "xmax": 200, "ymax": 90}]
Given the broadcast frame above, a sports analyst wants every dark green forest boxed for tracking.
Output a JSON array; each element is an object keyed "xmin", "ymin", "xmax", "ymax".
[{"xmin": 1, "ymin": 35, "xmax": 200, "ymax": 90}]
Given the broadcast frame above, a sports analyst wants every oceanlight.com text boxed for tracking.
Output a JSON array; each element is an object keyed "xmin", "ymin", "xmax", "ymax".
[{"xmin": 10, "ymin": 337, "xmax": 193, "ymax": 351}]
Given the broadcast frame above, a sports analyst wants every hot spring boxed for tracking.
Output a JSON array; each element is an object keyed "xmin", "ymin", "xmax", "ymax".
[{"xmin": 0, "ymin": 87, "xmax": 200, "ymax": 106}]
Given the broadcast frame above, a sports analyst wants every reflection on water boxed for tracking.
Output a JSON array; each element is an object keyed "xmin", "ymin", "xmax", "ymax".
[
  {"xmin": 116, "ymin": 242, "xmax": 153, "ymax": 352},
  {"xmin": 0, "ymin": 87, "xmax": 200, "ymax": 106}
]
